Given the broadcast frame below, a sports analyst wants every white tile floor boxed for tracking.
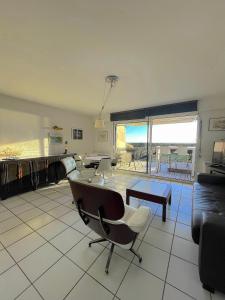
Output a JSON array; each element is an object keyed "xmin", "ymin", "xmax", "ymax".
[{"xmin": 0, "ymin": 173, "xmax": 224, "ymax": 300}]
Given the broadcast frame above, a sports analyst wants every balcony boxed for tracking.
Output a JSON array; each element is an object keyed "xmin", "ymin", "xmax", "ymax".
[{"xmin": 115, "ymin": 143, "xmax": 196, "ymax": 181}]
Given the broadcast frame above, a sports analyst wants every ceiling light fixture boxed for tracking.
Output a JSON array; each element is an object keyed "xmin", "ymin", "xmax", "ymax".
[{"xmin": 94, "ymin": 75, "xmax": 119, "ymax": 129}]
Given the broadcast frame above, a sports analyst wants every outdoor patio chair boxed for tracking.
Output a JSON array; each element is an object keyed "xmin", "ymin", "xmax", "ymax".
[
  {"xmin": 158, "ymin": 153, "xmax": 169, "ymax": 173},
  {"xmin": 175, "ymin": 154, "xmax": 190, "ymax": 168}
]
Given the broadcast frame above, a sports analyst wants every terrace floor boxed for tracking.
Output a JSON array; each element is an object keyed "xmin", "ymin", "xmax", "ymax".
[
  {"xmin": 116, "ymin": 161, "xmax": 194, "ymax": 182},
  {"xmin": 0, "ymin": 173, "xmax": 223, "ymax": 300}
]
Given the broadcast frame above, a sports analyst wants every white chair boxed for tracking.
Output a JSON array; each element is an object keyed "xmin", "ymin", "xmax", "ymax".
[
  {"xmin": 157, "ymin": 146, "xmax": 169, "ymax": 173},
  {"xmin": 61, "ymin": 157, "xmax": 95, "ymax": 182},
  {"xmin": 74, "ymin": 154, "xmax": 94, "ymax": 171},
  {"xmin": 96, "ymin": 158, "xmax": 112, "ymax": 179}
]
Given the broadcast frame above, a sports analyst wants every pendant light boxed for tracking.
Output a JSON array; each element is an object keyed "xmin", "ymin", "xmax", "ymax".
[{"xmin": 94, "ymin": 75, "xmax": 119, "ymax": 129}]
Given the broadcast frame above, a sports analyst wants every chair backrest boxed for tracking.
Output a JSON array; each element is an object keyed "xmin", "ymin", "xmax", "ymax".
[
  {"xmin": 74, "ymin": 154, "xmax": 82, "ymax": 160},
  {"xmin": 177, "ymin": 147, "xmax": 188, "ymax": 155},
  {"xmin": 97, "ymin": 158, "xmax": 112, "ymax": 172},
  {"xmin": 159, "ymin": 146, "xmax": 169, "ymax": 155},
  {"xmin": 69, "ymin": 180, "xmax": 136, "ymax": 245},
  {"xmin": 61, "ymin": 157, "xmax": 76, "ymax": 175}
]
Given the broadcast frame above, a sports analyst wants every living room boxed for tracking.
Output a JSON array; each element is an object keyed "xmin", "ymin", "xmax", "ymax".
[{"xmin": 0, "ymin": 1, "xmax": 225, "ymax": 300}]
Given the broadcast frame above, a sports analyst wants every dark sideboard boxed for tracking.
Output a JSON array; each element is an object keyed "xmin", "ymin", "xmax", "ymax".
[{"xmin": 0, "ymin": 153, "xmax": 75, "ymax": 200}]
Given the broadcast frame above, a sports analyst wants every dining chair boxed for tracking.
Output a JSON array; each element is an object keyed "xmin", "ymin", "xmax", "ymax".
[
  {"xmin": 96, "ymin": 158, "xmax": 112, "ymax": 179},
  {"xmin": 61, "ymin": 157, "xmax": 95, "ymax": 181},
  {"xmin": 74, "ymin": 154, "xmax": 94, "ymax": 170}
]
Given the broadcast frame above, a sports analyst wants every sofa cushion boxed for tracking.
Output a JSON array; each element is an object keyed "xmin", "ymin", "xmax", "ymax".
[{"xmin": 192, "ymin": 182, "xmax": 225, "ymax": 244}]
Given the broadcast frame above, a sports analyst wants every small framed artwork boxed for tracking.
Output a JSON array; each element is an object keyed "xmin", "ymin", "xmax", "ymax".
[
  {"xmin": 48, "ymin": 133, "xmax": 63, "ymax": 144},
  {"xmin": 97, "ymin": 130, "xmax": 108, "ymax": 142},
  {"xmin": 209, "ymin": 117, "xmax": 225, "ymax": 131},
  {"xmin": 72, "ymin": 128, "xmax": 83, "ymax": 140}
]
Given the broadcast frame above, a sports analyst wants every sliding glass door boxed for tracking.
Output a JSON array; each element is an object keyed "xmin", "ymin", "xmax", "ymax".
[
  {"xmin": 114, "ymin": 114, "xmax": 198, "ymax": 181},
  {"xmin": 148, "ymin": 115, "xmax": 198, "ymax": 181},
  {"xmin": 115, "ymin": 121, "xmax": 148, "ymax": 173}
]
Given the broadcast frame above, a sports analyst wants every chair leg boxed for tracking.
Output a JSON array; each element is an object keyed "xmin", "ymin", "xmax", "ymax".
[
  {"xmin": 130, "ymin": 248, "xmax": 142, "ymax": 263},
  {"xmin": 105, "ymin": 243, "xmax": 115, "ymax": 274},
  {"xmin": 88, "ymin": 238, "xmax": 107, "ymax": 247}
]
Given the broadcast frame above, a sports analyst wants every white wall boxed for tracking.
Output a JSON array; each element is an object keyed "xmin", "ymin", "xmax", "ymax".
[
  {"xmin": 0, "ymin": 93, "xmax": 94, "ymax": 157},
  {"xmin": 93, "ymin": 99, "xmax": 225, "ymax": 173},
  {"xmin": 197, "ymin": 98, "xmax": 225, "ymax": 172},
  {"xmin": 94, "ymin": 113, "xmax": 114, "ymax": 155},
  {"xmin": 1, "ymin": 92, "xmax": 224, "ymax": 173}
]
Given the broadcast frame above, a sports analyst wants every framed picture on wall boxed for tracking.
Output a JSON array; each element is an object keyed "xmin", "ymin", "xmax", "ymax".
[
  {"xmin": 97, "ymin": 130, "xmax": 108, "ymax": 142},
  {"xmin": 72, "ymin": 128, "xmax": 83, "ymax": 140},
  {"xmin": 209, "ymin": 117, "xmax": 225, "ymax": 131},
  {"xmin": 48, "ymin": 133, "xmax": 63, "ymax": 144}
]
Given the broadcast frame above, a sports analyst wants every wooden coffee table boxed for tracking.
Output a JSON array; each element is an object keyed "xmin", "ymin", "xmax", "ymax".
[{"xmin": 126, "ymin": 180, "xmax": 172, "ymax": 222}]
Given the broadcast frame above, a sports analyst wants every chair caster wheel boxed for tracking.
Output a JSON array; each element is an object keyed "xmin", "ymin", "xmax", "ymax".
[
  {"xmin": 88, "ymin": 243, "xmax": 91, "ymax": 247},
  {"xmin": 105, "ymin": 269, "xmax": 109, "ymax": 274},
  {"xmin": 139, "ymin": 257, "xmax": 142, "ymax": 263}
]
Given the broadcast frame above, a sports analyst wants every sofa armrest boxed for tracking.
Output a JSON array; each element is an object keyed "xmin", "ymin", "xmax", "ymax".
[
  {"xmin": 199, "ymin": 213, "xmax": 225, "ymax": 293},
  {"xmin": 197, "ymin": 173, "xmax": 225, "ymax": 185}
]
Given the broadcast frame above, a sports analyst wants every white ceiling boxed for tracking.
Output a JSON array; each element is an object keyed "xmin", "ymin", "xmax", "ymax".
[{"xmin": 0, "ymin": 0, "xmax": 225, "ymax": 115}]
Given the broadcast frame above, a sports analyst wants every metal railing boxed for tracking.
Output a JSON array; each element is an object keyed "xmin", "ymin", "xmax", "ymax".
[{"xmin": 115, "ymin": 143, "xmax": 196, "ymax": 181}]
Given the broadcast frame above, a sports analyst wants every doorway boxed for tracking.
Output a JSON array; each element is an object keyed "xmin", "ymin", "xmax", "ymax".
[{"xmin": 115, "ymin": 121, "xmax": 148, "ymax": 173}]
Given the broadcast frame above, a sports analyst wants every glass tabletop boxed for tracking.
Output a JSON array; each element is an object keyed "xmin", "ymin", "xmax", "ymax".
[{"xmin": 129, "ymin": 180, "xmax": 171, "ymax": 197}]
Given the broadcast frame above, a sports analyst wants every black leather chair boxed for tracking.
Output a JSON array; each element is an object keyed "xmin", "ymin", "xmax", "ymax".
[{"xmin": 69, "ymin": 180, "xmax": 151, "ymax": 274}]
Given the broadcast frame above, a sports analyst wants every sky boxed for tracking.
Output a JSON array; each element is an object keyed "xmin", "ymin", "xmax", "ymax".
[
  {"xmin": 125, "ymin": 121, "xmax": 197, "ymax": 144},
  {"xmin": 126, "ymin": 125, "xmax": 147, "ymax": 143}
]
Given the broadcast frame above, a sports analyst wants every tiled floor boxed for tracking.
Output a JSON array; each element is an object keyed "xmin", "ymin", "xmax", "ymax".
[{"xmin": 0, "ymin": 173, "xmax": 224, "ymax": 300}]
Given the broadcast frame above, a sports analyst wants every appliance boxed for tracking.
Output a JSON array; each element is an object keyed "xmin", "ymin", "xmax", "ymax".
[
  {"xmin": 94, "ymin": 75, "xmax": 119, "ymax": 129},
  {"xmin": 212, "ymin": 140, "xmax": 225, "ymax": 166}
]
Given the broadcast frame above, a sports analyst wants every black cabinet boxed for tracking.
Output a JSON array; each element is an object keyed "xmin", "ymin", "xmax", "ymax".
[{"xmin": 0, "ymin": 154, "xmax": 75, "ymax": 200}]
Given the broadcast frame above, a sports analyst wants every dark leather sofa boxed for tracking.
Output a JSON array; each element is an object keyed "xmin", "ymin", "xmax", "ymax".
[{"xmin": 192, "ymin": 173, "xmax": 225, "ymax": 294}]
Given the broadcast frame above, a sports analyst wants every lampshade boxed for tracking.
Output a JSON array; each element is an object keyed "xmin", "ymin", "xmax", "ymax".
[{"xmin": 94, "ymin": 119, "xmax": 105, "ymax": 129}]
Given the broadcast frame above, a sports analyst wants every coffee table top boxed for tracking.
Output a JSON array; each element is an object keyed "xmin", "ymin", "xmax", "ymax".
[{"xmin": 128, "ymin": 180, "xmax": 171, "ymax": 199}]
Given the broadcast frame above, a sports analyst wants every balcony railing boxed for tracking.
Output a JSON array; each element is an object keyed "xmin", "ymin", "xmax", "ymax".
[{"xmin": 115, "ymin": 143, "xmax": 196, "ymax": 181}]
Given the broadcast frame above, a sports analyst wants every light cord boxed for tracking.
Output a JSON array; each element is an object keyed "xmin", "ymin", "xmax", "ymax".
[
  {"xmin": 97, "ymin": 76, "xmax": 118, "ymax": 119},
  {"xmin": 98, "ymin": 80, "xmax": 114, "ymax": 118},
  {"xmin": 99, "ymin": 85, "xmax": 113, "ymax": 116}
]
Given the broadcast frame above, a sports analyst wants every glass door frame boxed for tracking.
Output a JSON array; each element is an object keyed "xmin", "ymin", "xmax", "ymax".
[
  {"xmin": 147, "ymin": 117, "xmax": 152, "ymax": 175},
  {"xmin": 147, "ymin": 112, "xmax": 199, "ymax": 179},
  {"xmin": 113, "ymin": 118, "xmax": 150, "ymax": 174},
  {"xmin": 113, "ymin": 112, "xmax": 200, "ymax": 180}
]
